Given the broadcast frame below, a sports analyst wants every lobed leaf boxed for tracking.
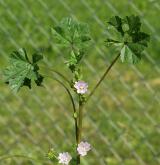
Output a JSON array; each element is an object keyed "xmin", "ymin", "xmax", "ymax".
[
  {"xmin": 3, "ymin": 48, "xmax": 44, "ymax": 93},
  {"xmin": 106, "ymin": 15, "xmax": 150, "ymax": 63},
  {"xmin": 52, "ymin": 17, "xmax": 91, "ymax": 71}
]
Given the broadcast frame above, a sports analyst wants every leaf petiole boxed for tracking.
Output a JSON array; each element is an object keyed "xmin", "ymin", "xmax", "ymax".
[
  {"xmin": 40, "ymin": 65, "xmax": 71, "ymax": 85},
  {"xmin": 42, "ymin": 74, "xmax": 78, "ymax": 143},
  {"xmin": 86, "ymin": 53, "xmax": 121, "ymax": 103}
]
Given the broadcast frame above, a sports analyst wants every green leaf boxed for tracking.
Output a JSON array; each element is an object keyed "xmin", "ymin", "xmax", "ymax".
[
  {"xmin": 52, "ymin": 17, "xmax": 91, "ymax": 70},
  {"xmin": 108, "ymin": 16, "xmax": 124, "ymax": 36},
  {"xmin": 66, "ymin": 50, "xmax": 78, "ymax": 72},
  {"xmin": 51, "ymin": 27, "xmax": 70, "ymax": 47},
  {"xmin": 70, "ymin": 157, "xmax": 77, "ymax": 165},
  {"xmin": 125, "ymin": 15, "xmax": 141, "ymax": 33},
  {"xmin": 32, "ymin": 53, "xmax": 43, "ymax": 63},
  {"xmin": 106, "ymin": 15, "xmax": 150, "ymax": 63},
  {"xmin": 3, "ymin": 48, "xmax": 44, "ymax": 93},
  {"xmin": 120, "ymin": 44, "xmax": 140, "ymax": 63},
  {"xmin": 47, "ymin": 148, "xmax": 57, "ymax": 162}
]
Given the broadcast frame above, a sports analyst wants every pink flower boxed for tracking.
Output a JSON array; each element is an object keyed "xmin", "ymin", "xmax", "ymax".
[
  {"xmin": 58, "ymin": 152, "xmax": 72, "ymax": 165},
  {"xmin": 77, "ymin": 141, "xmax": 91, "ymax": 156},
  {"xmin": 74, "ymin": 81, "xmax": 88, "ymax": 94}
]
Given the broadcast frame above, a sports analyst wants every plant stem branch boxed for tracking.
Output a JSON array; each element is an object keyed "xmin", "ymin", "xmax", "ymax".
[
  {"xmin": 86, "ymin": 53, "xmax": 120, "ymax": 102},
  {"xmin": 55, "ymin": 78, "xmax": 79, "ymax": 143},
  {"xmin": 78, "ymin": 101, "xmax": 83, "ymax": 143},
  {"xmin": 43, "ymin": 75, "xmax": 78, "ymax": 143},
  {"xmin": 76, "ymin": 96, "xmax": 84, "ymax": 165},
  {"xmin": 40, "ymin": 65, "xmax": 71, "ymax": 85}
]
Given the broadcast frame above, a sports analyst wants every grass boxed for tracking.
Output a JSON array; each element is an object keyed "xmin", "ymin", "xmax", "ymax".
[{"xmin": 0, "ymin": 0, "xmax": 160, "ymax": 164}]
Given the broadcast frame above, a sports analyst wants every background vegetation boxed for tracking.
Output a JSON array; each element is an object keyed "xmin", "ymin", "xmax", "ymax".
[{"xmin": 0, "ymin": 0, "xmax": 160, "ymax": 164}]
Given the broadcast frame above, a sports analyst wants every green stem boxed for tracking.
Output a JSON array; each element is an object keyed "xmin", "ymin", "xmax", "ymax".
[
  {"xmin": 43, "ymin": 75, "xmax": 78, "ymax": 143},
  {"xmin": 86, "ymin": 53, "xmax": 120, "ymax": 102},
  {"xmin": 55, "ymin": 78, "xmax": 79, "ymax": 143},
  {"xmin": 78, "ymin": 100, "xmax": 83, "ymax": 143},
  {"xmin": 74, "ymin": 53, "xmax": 120, "ymax": 164},
  {"xmin": 76, "ymin": 96, "xmax": 84, "ymax": 165},
  {"xmin": 40, "ymin": 65, "xmax": 71, "ymax": 85}
]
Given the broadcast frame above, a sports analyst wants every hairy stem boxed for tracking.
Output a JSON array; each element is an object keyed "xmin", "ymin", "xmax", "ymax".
[
  {"xmin": 78, "ymin": 101, "xmax": 83, "ymax": 144},
  {"xmin": 43, "ymin": 75, "xmax": 78, "ymax": 143},
  {"xmin": 75, "ymin": 53, "xmax": 121, "ymax": 164},
  {"xmin": 76, "ymin": 96, "xmax": 84, "ymax": 165},
  {"xmin": 54, "ymin": 78, "xmax": 79, "ymax": 143},
  {"xmin": 86, "ymin": 53, "xmax": 120, "ymax": 102},
  {"xmin": 40, "ymin": 65, "xmax": 71, "ymax": 84}
]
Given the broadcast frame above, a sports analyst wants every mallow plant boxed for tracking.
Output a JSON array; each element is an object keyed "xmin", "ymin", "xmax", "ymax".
[{"xmin": 2, "ymin": 15, "xmax": 150, "ymax": 165}]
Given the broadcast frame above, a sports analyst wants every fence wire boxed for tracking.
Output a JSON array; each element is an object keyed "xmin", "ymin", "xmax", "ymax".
[{"xmin": 0, "ymin": 0, "xmax": 160, "ymax": 165}]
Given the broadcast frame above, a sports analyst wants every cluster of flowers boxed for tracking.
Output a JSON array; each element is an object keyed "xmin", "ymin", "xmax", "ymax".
[
  {"xmin": 58, "ymin": 141, "xmax": 91, "ymax": 165},
  {"xmin": 57, "ymin": 81, "xmax": 89, "ymax": 164}
]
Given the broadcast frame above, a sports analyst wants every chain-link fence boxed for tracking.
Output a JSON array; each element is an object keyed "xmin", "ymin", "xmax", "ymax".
[{"xmin": 0, "ymin": 0, "xmax": 160, "ymax": 165}]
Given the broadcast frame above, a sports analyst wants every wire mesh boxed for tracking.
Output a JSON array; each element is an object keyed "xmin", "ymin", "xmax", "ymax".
[{"xmin": 0, "ymin": 0, "xmax": 159, "ymax": 165}]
